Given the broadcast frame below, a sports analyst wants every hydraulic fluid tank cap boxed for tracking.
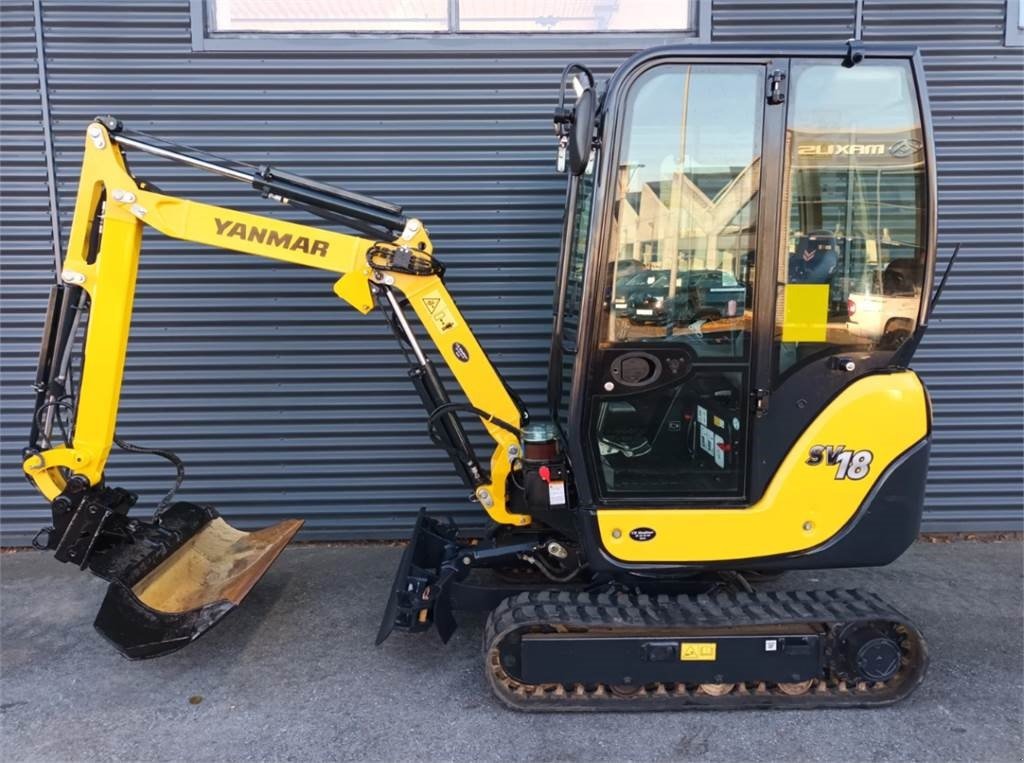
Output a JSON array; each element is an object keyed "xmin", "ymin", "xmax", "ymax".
[
  {"xmin": 522, "ymin": 423, "xmax": 559, "ymax": 461},
  {"xmin": 522, "ymin": 423, "xmax": 557, "ymax": 443}
]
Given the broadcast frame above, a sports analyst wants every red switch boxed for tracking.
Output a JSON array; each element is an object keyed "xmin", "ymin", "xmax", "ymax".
[{"xmin": 538, "ymin": 465, "xmax": 551, "ymax": 483}]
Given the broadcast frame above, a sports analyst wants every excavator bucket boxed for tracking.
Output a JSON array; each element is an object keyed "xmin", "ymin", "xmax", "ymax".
[{"xmin": 73, "ymin": 501, "xmax": 303, "ymax": 659}]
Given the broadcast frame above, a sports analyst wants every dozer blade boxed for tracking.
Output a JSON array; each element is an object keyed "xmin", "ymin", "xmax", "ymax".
[
  {"xmin": 87, "ymin": 502, "xmax": 303, "ymax": 659},
  {"xmin": 376, "ymin": 510, "xmax": 465, "ymax": 645},
  {"xmin": 376, "ymin": 510, "xmax": 547, "ymax": 646}
]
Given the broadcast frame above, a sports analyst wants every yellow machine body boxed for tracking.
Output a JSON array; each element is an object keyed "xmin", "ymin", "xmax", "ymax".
[{"xmin": 598, "ymin": 372, "xmax": 928, "ymax": 563}]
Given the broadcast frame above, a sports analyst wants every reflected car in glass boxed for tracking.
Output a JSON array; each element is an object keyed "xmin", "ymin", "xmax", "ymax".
[{"xmin": 626, "ymin": 269, "xmax": 747, "ymax": 326}]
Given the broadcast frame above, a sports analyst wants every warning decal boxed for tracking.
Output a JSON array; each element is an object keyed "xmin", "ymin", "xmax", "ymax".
[
  {"xmin": 680, "ymin": 642, "xmax": 717, "ymax": 662},
  {"xmin": 421, "ymin": 291, "xmax": 456, "ymax": 334}
]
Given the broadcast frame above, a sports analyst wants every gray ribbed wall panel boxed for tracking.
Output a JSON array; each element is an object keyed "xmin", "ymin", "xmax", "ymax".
[
  {"xmin": 862, "ymin": 0, "xmax": 1024, "ymax": 529},
  {"xmin": 0, "ymin": 1, "xmax": 58, "ymax": 544},
  {"xmin": 712, "ymin": 0, "xmax": 858, "ymax": 40},
  {"xmin": 1, "ymin": 1, "xmax": 1020, "ymax": 543}
]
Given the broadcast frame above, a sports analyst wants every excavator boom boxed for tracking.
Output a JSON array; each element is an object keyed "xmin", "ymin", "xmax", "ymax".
[{"xmin": 24, "ymin": 118, "xmax": 526, "ymax": 657}]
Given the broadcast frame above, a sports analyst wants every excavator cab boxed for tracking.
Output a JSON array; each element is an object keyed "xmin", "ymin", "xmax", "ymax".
[{"xmin": 549, "ymin": 47, "xmax": 934, "ymax": 548}]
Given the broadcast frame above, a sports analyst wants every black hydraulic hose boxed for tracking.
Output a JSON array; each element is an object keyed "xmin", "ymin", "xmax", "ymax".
[
  {"xmin": 426, "ymin": 403, "xmax": 521, "ymax": 439},
  {"xmin": 113, "ymin": 436, "xmax": 186, "ymax": 517}
]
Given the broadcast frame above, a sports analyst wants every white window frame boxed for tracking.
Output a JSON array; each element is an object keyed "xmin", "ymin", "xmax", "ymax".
[
  {"xmin": 1006, "ymin": 0, "xmax": 1024, "ymax": 46},
  {"xmin": 212, "ymin": 0, "xmax": 451, "ymax": 34},
  {"xmin": 191, "ymin": 0, "xmax": 707, "ymax": 51}
]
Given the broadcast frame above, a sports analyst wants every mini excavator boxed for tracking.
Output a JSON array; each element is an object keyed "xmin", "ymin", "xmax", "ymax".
[{"xmin": 24, "ymin": 44, "xmax": 947, "ymax": 710}]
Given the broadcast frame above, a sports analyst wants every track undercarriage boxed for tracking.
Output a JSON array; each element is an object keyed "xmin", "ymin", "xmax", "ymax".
[
  {"xmin": 378, "ymin": 513, "xmax": 928, "ymax": 711},
  {"xmin": 485, "ymin": 589, "xmax": 926, "ymax": 711}
]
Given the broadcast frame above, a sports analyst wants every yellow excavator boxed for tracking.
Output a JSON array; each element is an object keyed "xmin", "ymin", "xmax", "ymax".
[{"xmin": 23, "ymin": 43, "xmax": 952, "ymax": 709}]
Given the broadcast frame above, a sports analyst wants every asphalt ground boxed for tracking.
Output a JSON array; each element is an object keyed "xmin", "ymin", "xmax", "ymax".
[{"xmin": 2, "ymin": 538, "xmax": 1021, "ymax": 762}]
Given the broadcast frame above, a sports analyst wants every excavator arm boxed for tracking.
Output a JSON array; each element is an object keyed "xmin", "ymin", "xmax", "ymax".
[{"xmin": 24, "ymin": 118, "xmax": 528, "ymax": 658}]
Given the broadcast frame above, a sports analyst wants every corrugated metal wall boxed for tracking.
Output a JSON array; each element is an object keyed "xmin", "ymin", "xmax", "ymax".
[
  {"xmin": 862, "ymin": 1, "xmax": 1024, "ymax": 528},
  {"xmin": 1, "ymin": 0, "xmax": 1020, "ymax": 544},
  {"xmin": 0, "ymin": 1, "xmax": 59, "ymax": 543},
  {"xmin": 713, "ymin": 0, "xmax": 857, "ymax": 40}
]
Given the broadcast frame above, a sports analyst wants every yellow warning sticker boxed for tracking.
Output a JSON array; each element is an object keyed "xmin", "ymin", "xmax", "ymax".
[
  {"xmin": 680, "ymin": 642, "xmax": 717, "ymax": 661},
  {"xmin": 421, "ymin": 290, "xmax": 456, "ymax": 334}
]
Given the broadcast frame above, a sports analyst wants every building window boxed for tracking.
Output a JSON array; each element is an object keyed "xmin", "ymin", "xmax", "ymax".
[
  {"xmin": 457, "ymin": 0, "xmax": 691, "ymax": 32},
  {"xmin": 210, "ymin": 0, "xmax": 694, "ymax": 34},
  {"xmin": 213, "ymin": 0, "xmax": 449, "ymax": 32},
  {"xmin": 1007, "ymin": 0, "xmax": 1024, "ymax": 46}
]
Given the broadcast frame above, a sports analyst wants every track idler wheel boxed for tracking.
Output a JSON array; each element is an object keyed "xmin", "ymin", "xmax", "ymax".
[{"xmin": 834, "ymin": 622, "xmax": 904, "ymax": 683}]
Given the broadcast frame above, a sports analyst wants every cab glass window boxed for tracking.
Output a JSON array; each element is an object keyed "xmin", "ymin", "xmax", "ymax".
[
  {"xmin": 601, "ymin": 64, "xmax": 764, "ymax": 360},
  {"xmin": 557, "ymin": 172, "xmax": 594, "ymax": 428},
  {"xmin": 775, "ymin": 61, "xmax": 928, "ymax": 381},
  {"xmin": 561, "ymin": 171, "xmax": 594, "ymax": 351}
]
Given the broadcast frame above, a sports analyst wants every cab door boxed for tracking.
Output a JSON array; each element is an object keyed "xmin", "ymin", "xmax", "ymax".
[
  {"xmin": 581, "ymin": 60, "xmax": 776, "ymax": 505},
  {"xmin": 752, "ymin": 57, "xmax": 933, "ymax": 498}
]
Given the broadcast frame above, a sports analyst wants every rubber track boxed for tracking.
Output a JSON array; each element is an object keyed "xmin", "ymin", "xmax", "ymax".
[{"xmin": 484, "ymin": 589, "xmax": 927, "ymax": 711}]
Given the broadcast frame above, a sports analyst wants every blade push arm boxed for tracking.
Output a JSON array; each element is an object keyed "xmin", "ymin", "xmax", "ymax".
[{"xmin": 24, "ymin": 120, "xmax": 530, "ymax": 526}]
